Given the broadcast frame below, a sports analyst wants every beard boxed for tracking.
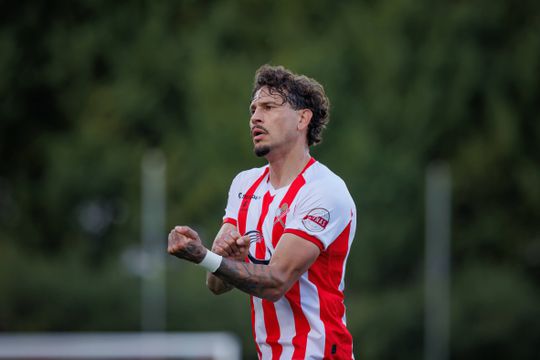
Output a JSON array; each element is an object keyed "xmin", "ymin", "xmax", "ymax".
[{"xmin": 254, "ymin": 144, "xmax": 271, "ymax": 157}]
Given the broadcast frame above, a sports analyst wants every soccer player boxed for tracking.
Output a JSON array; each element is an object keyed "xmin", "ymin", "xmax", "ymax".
[{"xmin": 168, "ymin": 65, "xmax": 356, "ymax": 359}]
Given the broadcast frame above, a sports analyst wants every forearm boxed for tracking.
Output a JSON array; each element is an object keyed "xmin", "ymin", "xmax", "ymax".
[
  {"xmin": 206, "ymin": 272, "xmax": 233, "ymax": 294},
  {"xmin": 205, "ymin": 222, "xmax": 248, "ymax": 295},
  {"xmin": 169, "ymin": 225, "xmax": 318, "ymax": 302},
  {"xmin": 214, "ymin": 257, "xmax": 286, "ymax": 302}
]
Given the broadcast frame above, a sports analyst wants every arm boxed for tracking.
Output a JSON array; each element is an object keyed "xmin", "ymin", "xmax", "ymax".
[
  {"xmin": 167, "ymin": 225, "xmax": 320, "ymax": 302},
  {"xmin": 215, "ymin": 233, "xmax": 320, "ymax": 302},
  {"xmin": 206, "ymin": 222, "xmax": 242, "ymax": 295}
]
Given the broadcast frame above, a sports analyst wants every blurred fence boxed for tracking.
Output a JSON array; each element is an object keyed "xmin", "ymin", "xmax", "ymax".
[{"xmin": 0, "ymin": 333, "xmax": 241, "ymax": 360}]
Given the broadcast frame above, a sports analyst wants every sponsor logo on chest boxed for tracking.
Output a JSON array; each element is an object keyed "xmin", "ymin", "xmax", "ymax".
[{"xmin": 238, "ymin": 192, "xmax": 261, "ymax": 200}]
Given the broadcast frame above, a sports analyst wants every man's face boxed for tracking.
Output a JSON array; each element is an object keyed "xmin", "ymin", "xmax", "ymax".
[{"xmin": 249, "ymin": 86, "xmax": 302, "ymax": 158}]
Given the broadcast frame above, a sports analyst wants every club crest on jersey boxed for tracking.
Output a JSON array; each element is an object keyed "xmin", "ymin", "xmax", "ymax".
[
  {"xmin": 273, "ymin": 203, "xmax": 290, "ymax": 227},
  {"xmin": 302, "ymin": 208, "xmax": 330, "ymax": 232}
]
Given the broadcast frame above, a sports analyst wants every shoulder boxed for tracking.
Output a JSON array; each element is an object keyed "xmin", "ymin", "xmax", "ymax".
[{"xmin": 300, "ymin": 161, "xmax": 355, "ymax": 206}]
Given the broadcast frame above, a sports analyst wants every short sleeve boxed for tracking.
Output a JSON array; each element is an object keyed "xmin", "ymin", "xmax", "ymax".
[
  {"xmin": 284, "ymin": 181, "xmax": 355, "ymax": 251},
  {"xmin": 223, "ymin": 173, "xmax": 243, "ymax": 226}
]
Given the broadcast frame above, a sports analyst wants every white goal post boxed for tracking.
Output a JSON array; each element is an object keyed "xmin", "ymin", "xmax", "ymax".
[{"xmin": 0, "ymin": 332, "xmax": 241, "ymax": 360}]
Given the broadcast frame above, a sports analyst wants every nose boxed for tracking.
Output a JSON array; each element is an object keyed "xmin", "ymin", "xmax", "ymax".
[{"xmin": 250, "ymin": 107, "xmax": 263, "ymax": 126}]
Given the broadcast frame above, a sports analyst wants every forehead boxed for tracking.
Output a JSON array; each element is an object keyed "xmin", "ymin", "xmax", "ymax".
[{"xmin": 251, "ymin": 87, "xmax": 286, "ymax": 105}]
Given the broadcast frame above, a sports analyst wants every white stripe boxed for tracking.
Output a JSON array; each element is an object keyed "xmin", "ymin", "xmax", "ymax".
[
  {"xmin": 274, "ymin": 298, "xmax": 295, "ymax": 360},
  {"xmin": 252, "ymin": 297, "xmax": 271, "ymax": 360},
  {"xmin": 300, "ymin": 274, "xmax": 326, "ymax": 359}
]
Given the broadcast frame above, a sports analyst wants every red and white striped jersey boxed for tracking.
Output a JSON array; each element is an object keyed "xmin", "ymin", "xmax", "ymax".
[{"xmin": 223, "ymin": 158, "xmax": 356, "ymax": 360}]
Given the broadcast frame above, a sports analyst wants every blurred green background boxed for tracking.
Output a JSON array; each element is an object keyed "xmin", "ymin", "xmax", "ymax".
[{"xmin": 1, "ymin": 0, "xmax": 539, "ymax": 359}]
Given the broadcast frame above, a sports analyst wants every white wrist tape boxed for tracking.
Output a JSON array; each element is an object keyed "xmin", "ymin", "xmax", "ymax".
[{"xmin": 198, "ymin": 250, "xmax": 223, "ymax": 273}]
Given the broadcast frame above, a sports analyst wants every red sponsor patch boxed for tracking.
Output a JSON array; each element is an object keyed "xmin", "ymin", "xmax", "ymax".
[{"xmin": 302, "ymin": 208, "xmax": 330, "ymax": 232}]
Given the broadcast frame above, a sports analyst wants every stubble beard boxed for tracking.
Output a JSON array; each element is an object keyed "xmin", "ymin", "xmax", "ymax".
[{"xmin": 254, "ymin": 144, "xmax": 271, "ymax": 157}]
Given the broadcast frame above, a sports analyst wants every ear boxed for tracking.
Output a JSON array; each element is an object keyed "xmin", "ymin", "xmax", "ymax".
[{"xmin": 297, "ymin": 109, "xmax": 313, "ymax": 131}]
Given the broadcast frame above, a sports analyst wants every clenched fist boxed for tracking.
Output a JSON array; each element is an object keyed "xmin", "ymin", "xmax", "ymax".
[
  {"xmin": 167, "ymin": 226, "xmax": 207, "ymax": 263},
  {"xmin": 212, "ymin": 227, "xmax": 250, "ymax": 260}
]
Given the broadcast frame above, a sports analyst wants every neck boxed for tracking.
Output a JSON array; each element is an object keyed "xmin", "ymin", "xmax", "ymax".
[{"xmin": 266, "ymin": 146, "xmax": 311, "ymax": 189}]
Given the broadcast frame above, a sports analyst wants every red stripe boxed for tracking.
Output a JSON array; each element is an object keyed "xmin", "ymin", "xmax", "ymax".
[
  {"xmin": 239, "ymin": 159, "xmax": 318, "ymax": 359},
  {"xmin": 237, "ymin": 168, "xmax": 270, "ymax": 358},
  {"xmin": 256, "ymin": 192, "xmax": 274, "ymax": 259},
  {"xmin": 262, "ymin": 300, "xmax": 282, "ymax": 359},
  {"xmin": 257, "ymin": 193, "xmax": 280, "ymax": 360},
  {"xmin": 308, "ymin": 221, "xmax": 353, "ymax": 359},
  {"xmin": 284, "ymin": 282, "xmax": 311, "ymax": 359},
  {"xmin": 250, "ymin": 297, "xmax": 262, "ymax": 359},
  {"xmin": 223, "ymin": 217, "xmax": 237, "ymax": 226},
  {"xmin": 238, "ymin": 167, "xmax": 269, "ymax": 235},
  {"xmin": 267, "ymin": 158, "xmax": 315, "ymax": 357},
  {"xmin": 271, "ymin": 157, "xmax": 315, "ymax": 247},
  {"xmin": 283, "ymin": 228, "xmax": 325, "ymax": 251}
]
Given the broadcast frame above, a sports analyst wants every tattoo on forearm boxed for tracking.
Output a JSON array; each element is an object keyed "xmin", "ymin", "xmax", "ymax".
[
  {"xmin": 183, "ymin": 242, "xmax": 206, "ymax": 263},
  {"xmin": 207, "ymin": 273, "xmax": 233, "ymax": 294},
  {"xmin": 215, "ymin": 258, "xmax": 281, "ymax": 299}
]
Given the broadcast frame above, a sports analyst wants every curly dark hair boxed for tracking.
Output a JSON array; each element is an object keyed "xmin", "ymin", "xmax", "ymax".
[{"xmin": 252, "ymin": 64, "xmax": 330, "ymax": 146}]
